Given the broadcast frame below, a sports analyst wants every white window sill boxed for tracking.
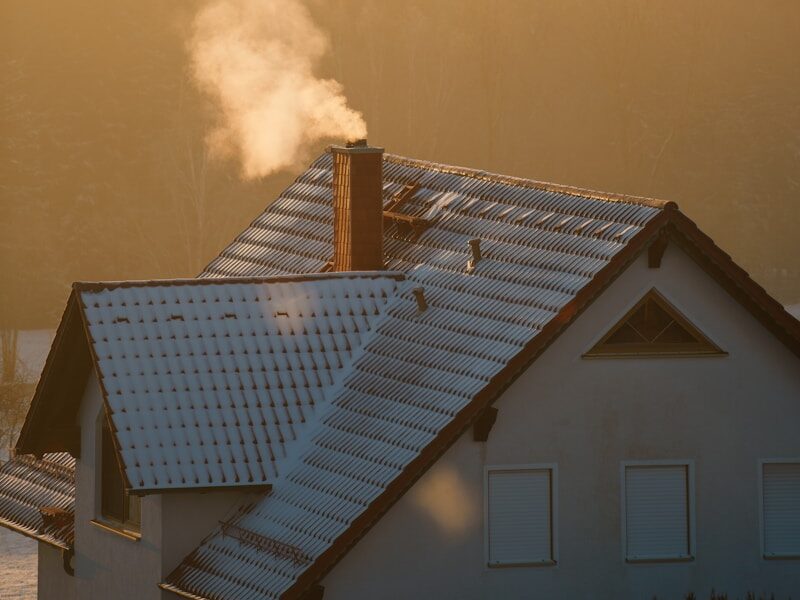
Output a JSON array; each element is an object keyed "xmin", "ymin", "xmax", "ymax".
[
  {"xmin": 89, "ymin": 519, "xmax": 141, "ymax": 541},
  {"xmin": 488, "ymin": 560, "xmax": 556, "ymax": 569},
  {"xmin": 625, "ymin": 555, "xmax": 694, "ymax": 564}
]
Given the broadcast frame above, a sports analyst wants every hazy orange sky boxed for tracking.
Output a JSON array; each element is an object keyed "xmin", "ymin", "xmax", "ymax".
[{"xmin": 2, "ymin": 1, "xmax": 799, "ymax": 328}]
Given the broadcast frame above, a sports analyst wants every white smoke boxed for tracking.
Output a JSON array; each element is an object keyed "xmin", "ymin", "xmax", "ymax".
[{"xmin": 190, "ymin": 0, "xmax": 367, "ymax": 179}]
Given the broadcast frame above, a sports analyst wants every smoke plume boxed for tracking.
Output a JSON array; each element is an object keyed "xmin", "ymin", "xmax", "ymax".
[{"xmin": 190, "ymin": 0, "xmax": 367, "ymax": 179}]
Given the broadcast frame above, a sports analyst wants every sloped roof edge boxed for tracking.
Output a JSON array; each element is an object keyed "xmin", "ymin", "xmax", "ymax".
[
  {"xmin": 0, "ymin": 515, "xmax": 70, "ymax": 550},
  {"xmin": 16, "ymin": 291, "xmax": 88, "ymax": 458},
  {"xmin": 665, "ymin": 210, "xmax": 800, "ymax": 358}
]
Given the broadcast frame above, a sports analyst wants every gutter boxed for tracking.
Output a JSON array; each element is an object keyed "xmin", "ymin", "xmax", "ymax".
[
  {"xmin": 158, "ymin": 583, "xmax": 213, "ymax": 600},
  {"xmin": 0, "ymin": 515, "xmax": 70, "ymax": 551}
]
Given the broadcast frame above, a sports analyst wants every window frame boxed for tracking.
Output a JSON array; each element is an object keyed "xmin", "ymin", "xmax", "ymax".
[
  {"xmin": 95, "ymin": 412, "xmax": 141, "ymax": 537},
  {"xmin": 620, "ymin": 459, "xmax": 695, "ymax": 563},
  {"xmin": 758, "ymin": 458, "xmax": 800, "ymax": 560},
  {"xmin": 483, "ymin": 463, "xmax": 558, "ymax": 569}
]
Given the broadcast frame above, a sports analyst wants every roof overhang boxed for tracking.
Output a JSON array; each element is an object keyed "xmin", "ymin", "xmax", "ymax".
[
  {"xmin": 0, "ymin": 515, "xmax": 71, "ymax": 551},
  {"xmin": 15, "ymin": 291, "xmax": 91, "ymax": 459},
  {"xmin": 130, "ymin": 483, "xmax": 272, "ymax": 497}
]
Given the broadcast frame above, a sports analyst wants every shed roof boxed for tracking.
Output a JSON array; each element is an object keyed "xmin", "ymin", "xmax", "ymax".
[{"xmin": 0, "ymin": 452, "xmax": 75, "ymax": 549}]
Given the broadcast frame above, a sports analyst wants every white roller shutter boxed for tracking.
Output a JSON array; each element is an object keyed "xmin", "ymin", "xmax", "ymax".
[
  {"xmin": 487, "ymin": 468, "xmax": 552, "ymax": 566},
  {"xmin": 763, "ymin": 462, "xmax": 800, "ymax": 557},
  {"xmin": 624, "ymin": 464, "xmax": 691, "ymax": 561}
]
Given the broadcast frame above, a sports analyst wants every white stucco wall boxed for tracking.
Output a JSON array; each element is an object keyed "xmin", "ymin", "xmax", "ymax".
[
  {"xmin": 33, "ymin": 373, "xmax": 247, "ymax": 599},
  {"xmin": 322, "ymin": 245, "xmax": 800, "ymax": 599},
  {"xmin": 38, "ymin": 543, "xmax": 76, "ymax": 600},
  {"xmin": 159, "ymin": 490, "xmax": 243, "ymax": 575},
  {"xmin": 71, "ymin": 376, "xmax": 165, "ymax": 599}
]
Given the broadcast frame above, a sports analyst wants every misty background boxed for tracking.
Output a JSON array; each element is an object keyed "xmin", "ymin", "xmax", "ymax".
[{"xmin": 2, "ymin": 0, "xmax": 799, "ymax": 332}]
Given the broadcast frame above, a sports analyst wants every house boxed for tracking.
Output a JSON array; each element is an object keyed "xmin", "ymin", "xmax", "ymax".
[{"xmin": 1, "ymin": 141, "xmax": 799, "ymax": 599}]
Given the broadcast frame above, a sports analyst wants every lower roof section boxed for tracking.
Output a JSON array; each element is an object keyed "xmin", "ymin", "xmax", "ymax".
[
  {"xmin": 0, "ymin": 452, "xmax": 75, "ymax": 549},
  {"xmin": 16, "ymin": 272, "xmax": 403, "ymax": 494}
]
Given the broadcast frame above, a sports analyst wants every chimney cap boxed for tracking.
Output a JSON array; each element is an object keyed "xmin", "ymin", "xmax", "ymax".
[{"xmin": 330, "ymin": 139, "xmax": 384, "ymax": 155}]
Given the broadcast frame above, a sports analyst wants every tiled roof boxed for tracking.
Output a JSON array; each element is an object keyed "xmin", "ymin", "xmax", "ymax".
[
  {"xmin": 77, "ymin": 273, "xmax": 401, "ymax": 492},
  {"xmin": 162, "ymin": 152, "xmax": 667, "ymax": 599},
  {"xmin": 0, "ymin": 452, "xmax": 75, "ymax": 549},
  {"xmin": 203, "ymin": 153, "xmax": 667, "ymax": 281}
]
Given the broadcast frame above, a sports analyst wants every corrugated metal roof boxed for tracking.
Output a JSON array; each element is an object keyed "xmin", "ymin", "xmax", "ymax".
[
  {"xmin": 0, "ymin": 453, "xmax": 75, "ymax": 549},
  {"xmin": 78, "ymin": 273, "xmax": 401, "ymax": 492},
  {"xmin": 162, "ymin": 152, "xmax": 665, "ymax": 599}
]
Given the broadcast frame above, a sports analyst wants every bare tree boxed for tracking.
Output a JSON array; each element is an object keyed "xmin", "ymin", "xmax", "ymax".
[{"xmin": 0, "ymin": 330, "xmax": 33, "ymax": 461}]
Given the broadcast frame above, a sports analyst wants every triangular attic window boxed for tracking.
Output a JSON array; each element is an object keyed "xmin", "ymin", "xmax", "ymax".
[{"xmin": 584, "ymin": 289, "xmax": 725, "ymax": 357}]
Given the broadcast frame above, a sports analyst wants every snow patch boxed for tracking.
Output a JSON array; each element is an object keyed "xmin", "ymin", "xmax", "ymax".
[{"xmin": 0, "ymin": 527, "xmax": 36, "ymax": 599}]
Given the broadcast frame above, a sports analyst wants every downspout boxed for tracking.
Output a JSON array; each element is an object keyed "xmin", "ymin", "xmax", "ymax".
[{"xmin": 62, "ymin": 546, "xmax": 75, "ymax": 576}]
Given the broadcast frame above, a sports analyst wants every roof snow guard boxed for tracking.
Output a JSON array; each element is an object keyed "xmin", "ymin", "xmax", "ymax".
[{"xmin": 16, "ymin": 273, "xmax": 402, "ymax": 493}]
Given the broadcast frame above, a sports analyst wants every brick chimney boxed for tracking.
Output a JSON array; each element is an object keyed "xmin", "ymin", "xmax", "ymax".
[{"xmin": 330, "ymin": 139, "xmax": 384, "ymax": 271}]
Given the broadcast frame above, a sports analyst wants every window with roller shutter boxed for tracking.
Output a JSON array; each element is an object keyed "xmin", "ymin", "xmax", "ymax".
[
  {"xmin": 622, "ymin": 461, "xmax": 694, "ymax": 562},
  {"xmin": 761, "ymin": 461, "xmax": 800, "ymax": 558},
  {"xmin": 485, "ymin": 466, "xmax": 556, "ymax": 567}
]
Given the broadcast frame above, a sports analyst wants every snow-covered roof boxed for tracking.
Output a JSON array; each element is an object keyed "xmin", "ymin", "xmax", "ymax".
[
  {"xmin": 203, "ymin": 152, "xmax": 668, "ymax": 281},
  {"xmin": 82, "ymin": 273, "xmax": 400, "ymax": 492},
  {"xmin": 0, "ymin": 453, "xmax": 75, "ymax": 549}
]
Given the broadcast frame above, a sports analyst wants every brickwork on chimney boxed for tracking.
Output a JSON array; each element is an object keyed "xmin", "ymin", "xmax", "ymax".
[{"xmin": 331, "ymin": 144, "xmax": 384, "ymax": 271}]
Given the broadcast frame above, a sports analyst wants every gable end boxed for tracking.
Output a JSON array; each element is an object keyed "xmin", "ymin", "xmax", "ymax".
[{"xmin": 16, "ymin": 291, "xmax": 91, "ymax": 458}]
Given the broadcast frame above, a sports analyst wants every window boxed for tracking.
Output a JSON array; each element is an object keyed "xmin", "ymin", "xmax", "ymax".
[
  {"xmin": 100, "ymin": 419, "xmax": 140, "ymax": 530},
  {"xmin": 761, "ymin": 461, "xmax": 800, "ymax": 558},
  {"xmin": 585, "ymin": 289, "xmax": 724, "ymax": 358},
  {"xmin": 622, "ymin": 462, "xmax": 693, "ymax": 562},
  {"xmin": 485, "ymin": 466, "xmax": 556, "ymax": 566}
]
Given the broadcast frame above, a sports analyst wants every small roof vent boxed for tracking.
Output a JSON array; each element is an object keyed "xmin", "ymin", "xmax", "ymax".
[
  {"xmin": 467, "ymin": 239, "xmax": 482, "ymax": 271},
  {"xmin": 411, "ymin": 287, "xmax": 427, "ymax": 312}
]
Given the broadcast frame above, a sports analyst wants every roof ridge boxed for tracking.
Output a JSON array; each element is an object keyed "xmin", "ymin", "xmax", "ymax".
[
  {"xmin": 73, "ymin": 271, "xmax": 405, "ymax": 293},
  {"xmin": 384, "ymin": 153, "xmax": 677, "ymax": 211}
]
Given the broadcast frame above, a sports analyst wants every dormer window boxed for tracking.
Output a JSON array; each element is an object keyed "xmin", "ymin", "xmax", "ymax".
[{"xmin": 100, "ymin": 418, "xmax": 140, "ymax": 531}]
